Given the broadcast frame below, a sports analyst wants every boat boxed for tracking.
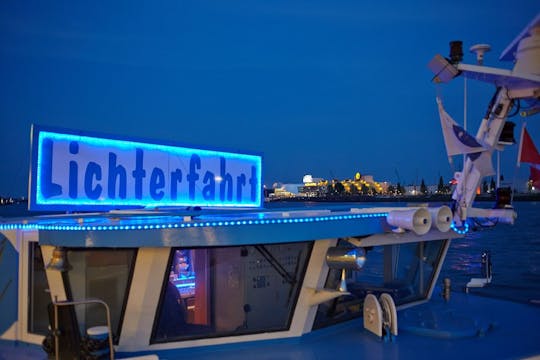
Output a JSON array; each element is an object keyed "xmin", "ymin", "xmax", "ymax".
[{"xmin": 1, "ymin": 13, "xmax": 540, "ymax": 360}]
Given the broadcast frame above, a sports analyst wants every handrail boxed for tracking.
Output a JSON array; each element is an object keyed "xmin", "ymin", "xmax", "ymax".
[{"xmin": 53, "ymin": 297, "xmax": 114, "ymax": 360}]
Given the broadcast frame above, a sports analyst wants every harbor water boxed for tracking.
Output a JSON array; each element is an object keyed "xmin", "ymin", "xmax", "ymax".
[{"xmin": 440, "ymin": 201, "xmax": 540, "ymax": 305}]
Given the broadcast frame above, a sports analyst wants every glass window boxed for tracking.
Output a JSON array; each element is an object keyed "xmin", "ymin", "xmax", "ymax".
[
  {"xmin": 65, "ymin": 248, "xmax": 137, "ymax": 342},
  {"xmin": 152, "ymin": 242, "xmax": 312, "ymax": 343},
  {"xmin": 314, "ymin": 239, "xmax": 447, "ymax": 329},
  {"xmin": 27, "ymin": 243, "xmax": 50, "ymax": 335}
]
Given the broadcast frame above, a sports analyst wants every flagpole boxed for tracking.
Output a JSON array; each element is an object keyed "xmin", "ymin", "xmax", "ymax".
[
  {"xmin": 514, "ymin": 122, "xmax": 527, "ymax": 198},
  {"xmin": 497, "ymin": 151, "xmax": 503, "ymax": 191},
  {"xmin": 463, "ymin": 76, "xmax": 467, "ymax": 194},
  {"xmin": 516, "ymin": 122, "xmax": 526, "ymax": 168},
  {"xmin": 463, "ymin": 77, "xmax": 467, "ymax": 132}
]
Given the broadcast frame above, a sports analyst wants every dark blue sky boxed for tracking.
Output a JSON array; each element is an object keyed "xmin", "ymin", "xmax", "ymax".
[{"xmin": 1, "ymin": 1, "xmax": 539, "ymax": 197}]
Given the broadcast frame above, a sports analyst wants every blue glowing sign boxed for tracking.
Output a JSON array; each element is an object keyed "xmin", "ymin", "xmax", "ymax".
[{"xmin": 29, "ymin": 125, "xmax": 262, "ymax": 211}]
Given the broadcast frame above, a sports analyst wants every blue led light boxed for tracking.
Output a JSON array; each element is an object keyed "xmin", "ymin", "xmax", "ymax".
[
  {"xmin": 0, "ymin": 212, "xmax": 388, "ymax": 232},
  {"xmin": 30, "ymin": 126, "xmax": 263, "ymax": 211},
  {"xmin": 450, "ymin": 221, "xmax": 470, "ymax": 235}
]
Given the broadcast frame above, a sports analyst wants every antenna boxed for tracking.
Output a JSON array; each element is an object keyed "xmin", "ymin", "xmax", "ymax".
[{"xmin": 469, "ymin": 44, "xmax": 491, "ymax": 65}]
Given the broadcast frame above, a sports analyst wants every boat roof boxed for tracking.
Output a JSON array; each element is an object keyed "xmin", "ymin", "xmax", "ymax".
[
  {"xmin": 0, "ymin": 205, "xmax": 461, "ymax": 247},
  {"xmin": 0, "ymin": 206, "xmax": 386, "ymax": 247}
]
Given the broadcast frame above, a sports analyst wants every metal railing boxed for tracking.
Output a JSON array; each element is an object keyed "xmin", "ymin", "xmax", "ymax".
[{"xmin": 52, "ymin": 297, "xmax": 114, "ymax": 360}]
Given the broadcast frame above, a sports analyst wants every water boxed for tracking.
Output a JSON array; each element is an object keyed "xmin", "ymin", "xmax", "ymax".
[
  {"xmin": 440, "ymin": 201, "xmax": 540, "ymax": 304},
  {"xmin": 2, "ymin": 200, "xmax": 540, "ymax": 304}
]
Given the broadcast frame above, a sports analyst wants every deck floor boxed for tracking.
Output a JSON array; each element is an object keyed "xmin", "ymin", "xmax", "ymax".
[{"xmin": 2, "ymin": 291, "xmax": 540, "ymax": 360}]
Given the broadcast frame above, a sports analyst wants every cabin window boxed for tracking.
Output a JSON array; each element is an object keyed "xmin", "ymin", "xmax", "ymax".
[
  {"xmin": 27, "ymin": 242, "xmax": 49, "ymax": 335},
  {"xmin": 314, "ymin": 239, "xmax": 447, "ymax": 329},
  {"xmin": 151, "ymin": 242, "xmax": 312, "ymax": 343},
  {"xmin": 65, "ymin": 248, "xmax": 137, "ymax": 343}
]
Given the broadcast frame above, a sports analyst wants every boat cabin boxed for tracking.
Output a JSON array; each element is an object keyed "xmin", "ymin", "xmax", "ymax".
[{"xmin": 0, "ymin": 125, "xmax": 460, "ymax": 358}]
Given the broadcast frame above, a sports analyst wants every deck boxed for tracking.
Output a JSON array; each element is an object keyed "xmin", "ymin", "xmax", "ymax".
[{"xmin": 2, "ymin": 290, "xmax": 539, "ymax": 360}]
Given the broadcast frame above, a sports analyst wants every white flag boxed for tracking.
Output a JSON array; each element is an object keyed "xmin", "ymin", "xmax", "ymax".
[
  {"xmin": 468, "ymin": 151, "xmax": 495, "ymax": 177},
  {"xmin": 437, "ymin": 97, "xmax": 486, "ymax": 157}
]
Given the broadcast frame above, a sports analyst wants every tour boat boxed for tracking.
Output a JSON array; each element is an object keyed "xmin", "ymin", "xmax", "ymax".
[{"xmin": 1, "ymin": 12, "xmax": 539, "ymax": 360}]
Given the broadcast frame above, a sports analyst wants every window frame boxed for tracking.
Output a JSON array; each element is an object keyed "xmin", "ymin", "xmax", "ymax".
[
  {"xmin": 313, "ymin": 239, "xmax": 450, "ymax": 330},
  {"xmin": 63, "ymin": 247, "xmax": 138, "ymax": 344},
  {"xmin": 17, "ymin": 231, "xmax": 46, "ymax": 345},
  {"xmin": 150, "ymin": 242, "xmax": 313, "ymax": 344}
]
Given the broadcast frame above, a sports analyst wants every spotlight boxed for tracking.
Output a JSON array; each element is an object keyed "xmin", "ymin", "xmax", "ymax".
[
  {"xmin": 326, "ymin": 247, "xmax": 366, "ymax": 270},
  {"xmin": 326, "ymin": 246, "xmax": 366, "ymax": 293}
]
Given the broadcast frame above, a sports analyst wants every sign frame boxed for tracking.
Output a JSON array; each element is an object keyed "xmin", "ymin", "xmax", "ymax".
[{"xmin": 29, "ymin": 125, "xmax": 263, "ymax": 211}]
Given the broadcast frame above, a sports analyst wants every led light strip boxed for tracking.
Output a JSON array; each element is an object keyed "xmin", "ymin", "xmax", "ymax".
[
  {"xmin": 0, "ymin": 212, "xmax": 388, "ymax": 231},
  {"xmin": 450, "ymin": 221, "xmax": 470, "ymax": 235}
]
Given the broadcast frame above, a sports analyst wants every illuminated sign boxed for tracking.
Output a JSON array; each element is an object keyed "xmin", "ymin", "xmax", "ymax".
[{"xmin": 29, "ymin": 125, "xmax": 262, "ymax": 211}]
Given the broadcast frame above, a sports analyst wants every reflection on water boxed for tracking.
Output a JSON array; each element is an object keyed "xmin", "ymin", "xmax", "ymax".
[
  {"xmin": 445, "ymin": 231, "xmax": 485, "ymax": 273},
  {"xmin": 440, "ymin": 202, "xmax": 540, "ymax": 303}
]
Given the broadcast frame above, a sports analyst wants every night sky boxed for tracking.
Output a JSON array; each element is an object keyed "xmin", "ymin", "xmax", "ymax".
[{"xmin": 1, "ymin": 1, "xmax": 539, "ymax": 197}]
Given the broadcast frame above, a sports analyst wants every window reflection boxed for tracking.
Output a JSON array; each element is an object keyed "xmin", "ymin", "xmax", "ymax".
[
  {"xmin": 66, "ymin": 248, "xmax": 137, "ymax": 342},
  {"xmin": 28, "ymin": 243, "xmax": 49, "ymax": 335},
  {"xmin": 314, "ymin": 239, "xmax": 447, "ymax": 329},
  {"xmin": 153, "ymin": 242, "xmax": 312, "ymax": 343}
]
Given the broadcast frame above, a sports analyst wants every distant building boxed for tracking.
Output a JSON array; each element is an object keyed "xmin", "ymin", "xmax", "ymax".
[
  {"xmin": 282, "ymin": 184, "xmax": 302, "ymax": 195},
  {"xmin": 268, "ymin": 183, "xmax": 302, "ymax": 199},
  {"xmin": 298, "ymin": 174, "xmax": 327, "ymax": 197},
  {"xmin": 403, "ymin": 184, "xmax": 438, "ymax": 195},
  {"xmin": 302, "ymin": 174, "xmax": 323, "ymax": 184},
  {"xmin": 268, "ymin": 173, "xmax": 389, "ymax": 199}
]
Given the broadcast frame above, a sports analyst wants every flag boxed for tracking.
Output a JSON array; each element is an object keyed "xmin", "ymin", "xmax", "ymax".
[
  {"xmin": 468, "ymin": 151, "xmax": 495, "ymax": 177},
  {"xmin": 517, "ymin": 126, "xmax": 540, "ymax": 166},
  {"xmin": 437, "ymin": 97, "xmax": 486, "ymax": 157}
]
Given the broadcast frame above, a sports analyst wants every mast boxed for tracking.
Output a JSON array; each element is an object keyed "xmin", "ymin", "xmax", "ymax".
[{"xmin": 428, "ymin": 14, "xmax": 540, "ymax": 225}]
